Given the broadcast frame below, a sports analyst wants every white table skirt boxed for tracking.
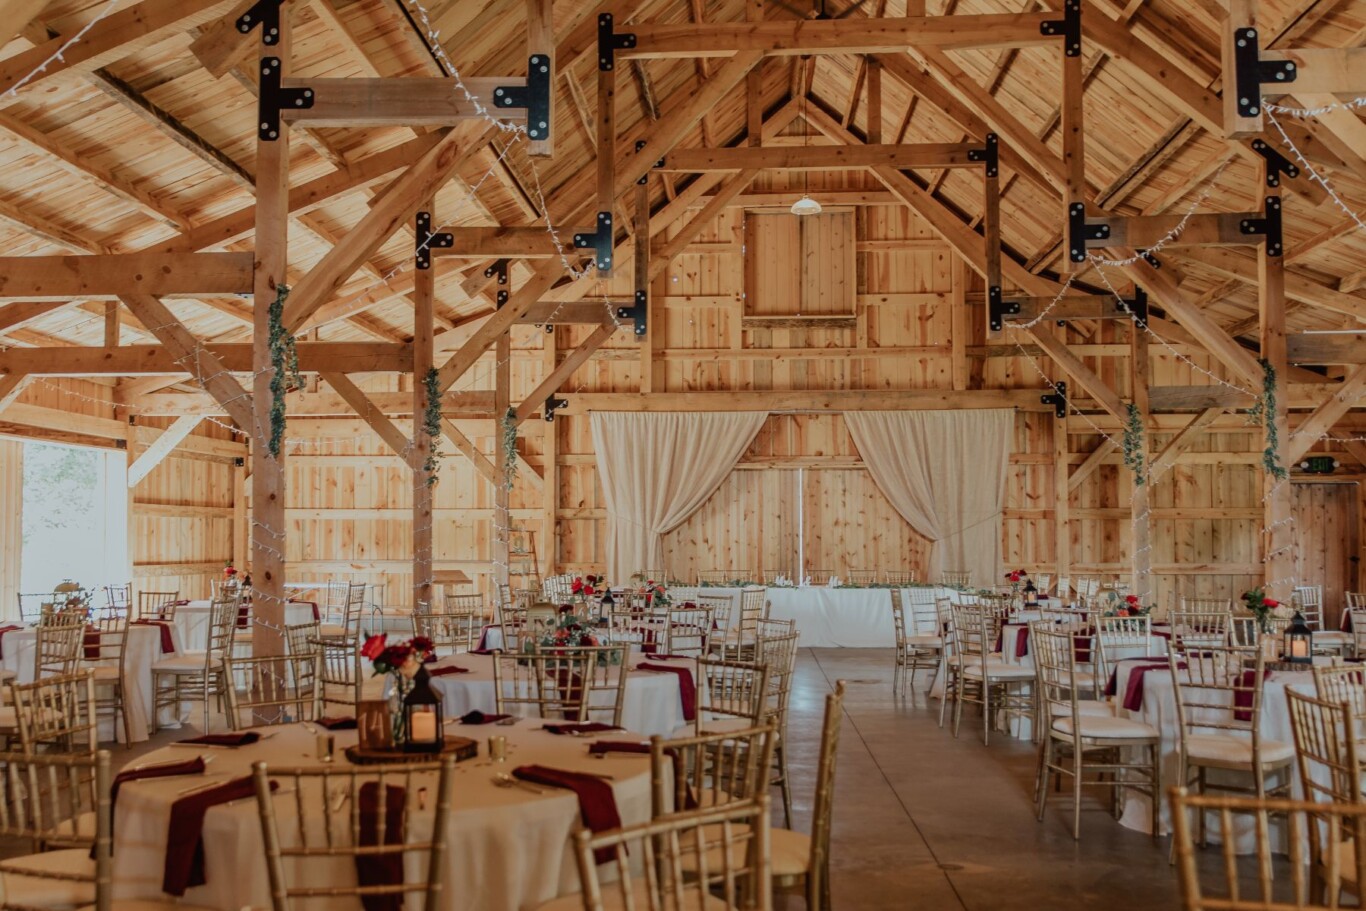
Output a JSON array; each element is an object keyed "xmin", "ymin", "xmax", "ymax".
[
  {"xmin": 424, "ymin": 654, "xmax": 688, "ymax": 738},
  {"xmin": 0, "ymin": 624, "xmax": 172, "ymax": 743},
  {"xmin": 175, "ymin": 601, "xmax": 319, "ymax": 652},
  {"xmin": 695, "ymin": 586, "xmax": 962, "ymax": 648},
  {"xmin": 112, "ymin": 721, "xmax": 655, "ymax": 911}
]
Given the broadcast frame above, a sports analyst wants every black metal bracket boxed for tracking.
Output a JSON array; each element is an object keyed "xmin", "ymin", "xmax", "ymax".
[
  {"xmin": 1239, "ymin": 196, "xmax": 1284, "ymax": 257},
  {"xmin": 1138, "ymin": 250, "xmax": 1161, "ymax": 270},
  {"xmin": 1118, "ymin": 286, "xmax": 1149, "ymax": 325},
  {"xmin": 484, "ymin": 259, "xmax": 509, "ymax": 307},
  {"xmin": 414, "ymin": 211, "xmax": 452, "ymax": 270},
  {"xmin": 258, "ymin": 57, "xmax": 313, "ymax": 141},
  {"xmin": 543, "ymin": 395, "xmax": 569, "ymax": 422},
  {"xmin": 1067, "ymin": 202, "xmax": 1109, "ymax": 263},
  {"xmin": 616, "ymin": 289, "xmax": 648, "ymax": 338},
  {"xmin": 636, "ymin": 140, "xmax": 664, "ymax": 184},
  {"xmin": 236, "ymin": 0, "xmax": 284, "ymax": 44},
  {"xmin": 988, "ymin": 286, "xmax": 1016, "ymax": 332},
  {"xmin": 234, "ymin": 457, "xmax": 246, "ymax": 467},
  {"xmin": 1041, "ymin": 382, "xmax": 1068, "ymax": 419},
  {"xmin": 598, "ymin": 13, "xmax": 637, "ymax": 71},
  {"xmin": 573, "ymin": 211, "xmax": 614, "ymax": 273},
  {"xmin": 1250, "ymin": 138, "xmax": 1299, "ymax": 188},
  {"xmin": 1040, "ymin": 0, "xmax": 1081, "ymax": 57},
  {"xmin": 493, "ymin": 56, "xmax": 551, "ymax": 142},
  {"xmin": 968, "ymin": 133, "xmax": 999, "ymax": 178},
  {"xmin": 1231, "ymin": 27, "xmax": 1297, "ymax": 119}
]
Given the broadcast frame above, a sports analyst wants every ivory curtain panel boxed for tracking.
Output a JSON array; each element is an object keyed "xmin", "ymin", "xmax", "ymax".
[
  {"xmin": 590, "ymin": 412, "xmax": 766, "ymax": 581},
  {"xmin": 844, "ymin": 409, "xmax": 1013, "ymax": 587}
]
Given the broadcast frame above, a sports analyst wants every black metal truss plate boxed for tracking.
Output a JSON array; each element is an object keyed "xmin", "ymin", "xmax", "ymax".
[
  {"xmin": 598, "ymin": 13, "xmax": 637, "ymax": 71},
  {"xmin": 1249, "ymin": 139, "xmax": 1299, "ymax": 188},
  {"xmin": 1119, "ymin": 286, "xmax": 1148, "ymax": 325},
  {"xmin": 258, "ymin": 57, "xmax": 313, "ymax": 141},
  {"xmin": 1040, "ymin": 382, "xmax": 1068, "ymax": 419},
  {"xmin": 1231, "ymin": 27, "xmax": 1297, "ymax": 118},
  {"xmin": 414, "ymin": 211, "xmax": 452, "ymax": 270},
  {"xmin": 616, "ymin": 289, "xmax": 648, "ymax": 337},
  {"xmin": 494, "ymin": 56, "xmax": 552, "ymax": 141},
  {"xmin": 236, "ymin": 0, "xmax": 284, "ymax": 44},
  {"xmin": 1040, "ymin": 0, "xmax": 1081, "ymax": 57},
  {"xmin": 1239, "ymin": 196, "xmax": 1284, "ymax": 257},
  {"xmin": 988, "ymin": 286, "xmax": 1016, "ymax": 332},
  {"xmin": 1068, "ymin": 202, "xmax": 1109, "ymax": 263},
  {"xmin": 573, "ymin": 211, "xmax": 615, "ymax": 273},
  {"xmin": 967, "ymin": 133, "xmax": 999, "ymax": 178},
  {"xmin": 484, "ymin": 259, "xmax": 509, "ymax": 307},
  {"xmin": 543, "ymin": 395, "xmax": 569, "ymax": 422}
]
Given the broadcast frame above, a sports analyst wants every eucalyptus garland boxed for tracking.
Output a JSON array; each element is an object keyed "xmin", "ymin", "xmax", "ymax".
[
  {"xmin": 1122, "ymin": 402, "xmax": 1146, "ymax": 486},
  {"xmin": 1252, "ymin": 357, "xmax": 1289, "ymax": 480},
  {"xmin": 421, "ymin": 367, "xmax": 442, "ymax": 486},
  {"xmin": 267, "ymin": 284, "xmax": 300, "ymax": 458},
  {"xmin": 500, "ymin": 406, "xmax": 518, "ymax": 492}
]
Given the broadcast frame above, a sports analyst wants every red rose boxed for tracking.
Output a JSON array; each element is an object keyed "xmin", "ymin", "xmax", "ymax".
[
  {"xmin": 360, "ymin": 634, "xmax": 387, "ymax": 660},
  {"xmin": 1118, "ymin": 608, "xmax": 1130, "ymax": 617},
  {"xmin": 1264, "ymin": 599, "xmax": 1280, "ymax": 608},
  {"xmin": 410, "ymin": 636, "xmax": 434, "ymax": 660},
  {"xmin": 571, "ymin": 579, "xmax": 584, "ymax": 594},
  {"xmin": 583, "ymin": 635, "xmax": 598, "ymax": 646},
  {"xmin": 1125, "ymin": 594, "xmax": 1139, "ymax": 605},
  {"xmin": 584, "ymin": 585, "xmax": 596, "ymax": 596},
  {"xmin": 378, "ymin": 644, "xmax": 412, "ymax": 668}
]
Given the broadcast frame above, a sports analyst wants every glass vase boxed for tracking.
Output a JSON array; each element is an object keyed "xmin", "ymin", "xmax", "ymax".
[{"xmin": 388, "ymin": 674, "xmax": 410, "ymax": 748}]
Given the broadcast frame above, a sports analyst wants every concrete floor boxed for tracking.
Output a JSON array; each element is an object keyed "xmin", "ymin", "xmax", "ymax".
[{"xmin": 791, "ymin": 648, "xmax": 1184, "ymax": 911}]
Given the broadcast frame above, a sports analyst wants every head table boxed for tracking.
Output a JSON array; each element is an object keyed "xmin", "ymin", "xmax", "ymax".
[{"xmin": 111, "ymin": 721, "xmax": 656, "ymax": 911}]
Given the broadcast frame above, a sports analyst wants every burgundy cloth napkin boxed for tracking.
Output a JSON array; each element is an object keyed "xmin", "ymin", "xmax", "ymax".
[
  {"xmin": 428, "ymin": 665, "xmax": 470, "ymax": 677},
  {"xmin": 460, "ymin": 710, "xmax": 510, "ymax": 725},
  {"xmin": 1072, "ymin": 628, "xmax": 1095, "ymax": 664},
  {"xmin": 163, "ymin": 775, "xmax": 276, "ymax": 895},
  {"xmin": 176, "ymin": 731, "xmax": 260, "ymax": 747},
  {"xmin": 83, "ymin": 626, "xmax": 102, "ymax": 660},
  {"xmin": 1114, "ymin": 661, "xmax": 1182, "ymax": 713},
  {"xmin": 588, "ymin": 740, "xmax": 649, "ymax": 755},
  {"xmin": 101, "ymin": 757, "xmax": 206, "ymax": 858},
  {"xmin": 512, "ymin": 765, "xmax": 621, "ymax": 864},
  {"xmin": 1013, "ymin": 626, "xmax": 1030, "ymax": 659},
  {"xmin": 356, "ymin": 782, "xmax": 405, "ymax": 911},
  {"xmin": 316, "ymin": 716, "xmax": 357, "ymax": 730},
  {"xmin": 0, "ymin": 624, "xmax": 22, "ymax": 659},
  {"xmin": 1234, "ymin": 669, "xmax": 1272, "ymax": 723},
  {"xmin": 132, "ymin": 619, "xmax": 176, "ymax": 654},
  {"xmin": 543, "ymin": 722, "xmax": 623, "ymax": 735},
  {"xmin": 639, "ymin": 662, "xmax": 696, "ymax": 722},
  {"xmin": 235, "ymin": 605, "xmax": 250, "ymax": 629},
  {"xmin": 1344, "ymin": 612, "xmax": 1355, "ymax": 633}
]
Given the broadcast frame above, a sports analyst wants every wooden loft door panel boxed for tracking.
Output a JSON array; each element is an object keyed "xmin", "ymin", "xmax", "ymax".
[{"xmin": 1292, "ymin": 481, "xmax": 1360, "ymax": 628}]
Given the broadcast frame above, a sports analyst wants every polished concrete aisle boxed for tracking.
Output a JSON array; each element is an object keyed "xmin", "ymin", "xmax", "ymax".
[{"xmin": 789, "ymin": 648, "xmax": 1182, "ymax": 911}]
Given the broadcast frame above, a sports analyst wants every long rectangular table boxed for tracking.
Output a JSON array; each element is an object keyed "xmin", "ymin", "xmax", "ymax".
[{"xmin": 695, "ymin": 585, "xmax": 962, "ymax": 648}]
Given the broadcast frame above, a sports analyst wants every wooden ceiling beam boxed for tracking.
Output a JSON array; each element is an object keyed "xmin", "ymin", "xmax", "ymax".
[
  {"xmin": 1285, "ymin": 364, "xmax": 1366, "ymax": 463},
  {"xmin": 0, "ymin": 252, "xmax": 253, "ymax": 300},
  {"xmin": 320, "ymin": 372, "xmax": 413, "ymax": 462},
  {"xmin": 560, "ymin": 389, "xmax": 1049, "ymax": 413},
  {"xmin": 0, "ymin": 342, "xmax": 410, "ymax": 375},
  {"xmin": 127, "ymin": 390, "xmax": 494, "ymax": 416},
  {"xmin": 0, "ymin": 373, "xmax": 30, "ymax": 413},
  {"xmin": 1180, "ymin": 247, "xmax": 1366, "ymax": 322},
  {"xmin": 655, "ymin": 142, "xmax": 988, "ymax": 171},
  {"xmin": 512, "ymin": 321, "xmax": 617, "ymax": 425}
]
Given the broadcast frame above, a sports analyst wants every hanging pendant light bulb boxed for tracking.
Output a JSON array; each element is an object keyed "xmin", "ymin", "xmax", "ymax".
[{"xmin": 791, "ymin": 80, "xmax": 822, "ymax": 216}]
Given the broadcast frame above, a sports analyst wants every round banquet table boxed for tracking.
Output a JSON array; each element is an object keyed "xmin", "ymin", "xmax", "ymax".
[
  {"xmin": 111, "ymin": 721, "xmax": 656, "ymax": 911},
  {"xmin": 424, "ymin": 653, "xmax": 690, "ymax": 738},
  {"xmin": 174, "ymin": 600, "xmax": 319, "ymax": 652}
]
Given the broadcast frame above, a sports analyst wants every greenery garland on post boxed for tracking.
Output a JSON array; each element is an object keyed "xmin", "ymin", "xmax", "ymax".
[
  {"xmin": 267, "ymin": 285, "xmax": 300, "ymax": 458},
  {"xmin": 500, "ymin": 407, "xmax": 518, "ymax": 492},
  {"xmin": 421, "ymin": 367, "xmax": 442, "ymax": 486},
  {"xmin": 1122, "ymin": 402, "xmax": 1146, "ymax": 486},
  {"xmin": 1248, "ymin": 358, "xmax": 1289, "ymax": 480}
]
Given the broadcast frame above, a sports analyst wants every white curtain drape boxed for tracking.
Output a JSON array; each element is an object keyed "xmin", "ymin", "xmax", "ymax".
[
  {"xmin": 844, "ymin": 409, "xmax": 1013, "ymax": 587},
  {"xmin": 591, "ymin": 412, "xmax": 765, "ymax": 582}
]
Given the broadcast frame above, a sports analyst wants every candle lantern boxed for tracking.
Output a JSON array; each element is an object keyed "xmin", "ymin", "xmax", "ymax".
[
  {"xmin": 403, "ymin": 666, "xmax": 443, "ymax": 753},
  {"xmin": 1024, "ymin": 578, "xmax": 1038, "ymax": 607},
  {"xmin": 599, "ymin": 589, "xmax": 615, "ymax": 623},
  {"xmin": 1284, "ymin": 611, "xmax": 1313, "ymax": 664}
]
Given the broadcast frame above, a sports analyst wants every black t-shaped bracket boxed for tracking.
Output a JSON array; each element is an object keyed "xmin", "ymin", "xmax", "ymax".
[
  {"xmin": 236, "ymin": 0, "xmax": 284, "ymax": 44},
  {"xmin": 1040, "ymin": 0, "xmax": 1081, "ymax": 57},
  {"xmin": 598, "ymin": 13, "xmax": 637, "ymax": 71},
  {"xmin": 573, "ymin": 212, "xmax": 614, "ymax": 274},
  {"xmin": 1041, "ymin": 382, "xmax": 1068, "ymax": 419},
  {"xmin": 543, "ymin": 395, "xmax": 569, "ymax": 422},
  {"xmin": 258, "ymin": 57, "xmax": 312, "ymax": 141},
  {"xmin": 1231, "ymin": 28, "xmax": 1298, "ymax": 119},
  {"xmin": 967, "ymin": 133, "xmax": 999, "ymax": 178},
  {"xmin": 493, "ymin": 56, "xmax": 552, "ymax": 142},
  {"xmin": 414, "ymin": 212, "xmax": 452, "ymax": 270},
  {"xmin": 616, "ymin": 290, "xmax": 648, "ymax": 338},
  {"xmin": 1239, "ymin": 196, "xmax": 1284, "ymax": 257}
]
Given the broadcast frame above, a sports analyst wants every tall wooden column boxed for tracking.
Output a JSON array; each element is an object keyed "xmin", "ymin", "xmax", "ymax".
[
  {"xmin": 251, "ymin": 19, "xmax": 290, "ymax": 663},
  {"xmin": 1260, "ymin": 200, "xmax": 1293, "ymax": 601},
  {"xmin": 542, "ymin": 326, "xmax": 558, "ymax": 580},
  {"xmin": 493, "ymin": 330, "xmax": 512, "ymax": 589},
  {"xmin": 1053, "ymin": 411, "xmax": 1071, "ymax": 586},
  {"xmin": 1129, "ymin": 319, "xmax": 1153, "ymax": 604},
  {"xmin": 412, "ymin": 200, "xmax": 436, "ymax": 610},
  {"xmin": 1060, "ymin": 32, "xmax": 1085, "ymax": 274}
]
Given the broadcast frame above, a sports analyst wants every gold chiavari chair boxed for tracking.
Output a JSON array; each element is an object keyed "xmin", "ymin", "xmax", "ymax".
[
  {"xmin": 319, "ymin": 581, "xmax": 366, "ymax": 642},
  {"xmin": 15, "ymin": 592, "xmax": 53, "ymax": 626},
  {"xmin": 252, "ymin": 757, "xmax": 457, "ymax": 911},
  {"xmin": 32, "ymin": 615, "xmax": 85, "ymax": 682},
  {"xmin": 151, "ymin": 595, "xmax": 236, "ymax": 734},
  {"xmin": 650, "ymin": 724, "xmax": 777, "ymax": 818},
  {"xmin": 101, "ymin": 583, "xmax": 131, "ymax": 619},
  {"xmin": 1032, "ymin": 623, "xmax": 1159, "ymax": 840},
  {"xmin": 844, "ymin": 570, "xmax": 877, "ymax": 585},
  {"xmin": 443, "ymin": 591, "xmax": 486, "ymax": 640},
  {"xmin": 1172, "ymin": 789, "xmax": 1366, "ymax": 910},
  {"xmin": 700, "ymin": 592, "xmax": 735, "ymax": 644},
  {"xmin": 940, "ymin": 570, "xmax": 971, "ymax": 588},
  {"xmin": 935, "ymin": 597, "xmax": 959, "ymax": 729},
  {"xmin": 536, "ymin": 796, "xmax": 774, "ymax": 911},
  {"xmin": 1171, "ymin": 607, "xmax": 1233, "ymax": 649},
  {"xmin": 1296, "ymin": 584, "xmax": 1354, "ymax": 655},
  {"xmin": 84, "ymin": 614, "xmax": 133, "ymax": 746},
  {"xmin": 3, "ymin": 670, "xmax": 99, "ymax": 755},
  {"xmin": 412, "ymin": 598, "xmax": 481, "ymax": 656},
  {"xmin": 685, "ymin": 657, "xmax": 771, "ymax": 739},
  {"xmin": 1350, "ymin": 603, "xmax": 1366, "ymax": 659},
  {"xmin": 755, "ymin": 625, "xmax": 800, "ymax": 827},
  {"xmin": 698, "ymin": 570, "xmax": 736, "ymax": 586},
  {"xmin": 493, "ymin": 646, "xmax": 598, "ymax": 721},
  {"xmin": 544, "ymin": 644, "xmax": 628, "ymax": 728},
  {"xmin": 222, "ymin": 652, "xmax": 321, "ymax": 729},
  {"xmin": 883, "ymin": 570, "xmax": 917, "ymax": 585},
  {"xmin": 1312, "ymin": 663, "xmax": 1366, "ymax": 738},
  {"xmin": 1287, "ymin": 689, "xmax": 1365, "ymax": 904},
  {"xmin": 1169, "ymin": 646, "xmax": 1293, "ymax": 847},
  {"xmin": 665, "ymin": 604, "xmax": 713, "ymax": 658},
  {"xmin": 1094, "ymin": 614, "xmax": 1154, "ymax": 684},
  {"xmin": 892, "ymin": 589, "xmax": 943, "ymax": 695},
  {"xmin": 950, "ymin": 602, "xmax": 1034, "ymax": 745},
  {"xmin": 135, "ymin": 589, "xmax": 180, "ymax": 621},
  {"xmin": 498, "ymin": 604, "xmax": 530, "ymax": 653},
  {"xmin": 1033, "ymin": 573, "xmax": 1053, "ymax": 597}
]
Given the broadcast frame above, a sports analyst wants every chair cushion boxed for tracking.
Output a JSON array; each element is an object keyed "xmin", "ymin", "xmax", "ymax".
[
  {"xmin": 0, "ymin": 848, "xmax": 95, "ymax": 908},
  {"xmin": 51, "ymin": 811, "xmax": 96, "ymax": 841},
  {"xmin": 1051, "ymin": 714, "xmax": 1159, "ymax": 741},
  {"xmin": 318, "ymin": 624, "xmax": 347, "ymax": 638},
  {"xmin": 0, "ymin": 669, "xmax": 16, "ymax": 682},
  {"xmin": 534, "ymin": 879, "xmax": 731, "ymax": 911},
  {"xmin": 678, "ymin": 823, "xmax": 811, "ymax": 878},
  {"xmin": 88, "ymin": 665, "xmax": 121, "ymax": 681},
  {"xmin": 1049, "ymin": 700, "xmax": 1114, "ymax": 718},
  {"xmin": 963, "ymin": 661, "xmax": 1035, "ymax": 681},
  {"xmin": 906, "ymin": 635, "xmax": 944, "ymax": 648},
  {"xmin": 1185, "ymin": 733, "xmax": 1295, "ymax": 767},
  {"xmin": 151, "ymin": 653, "xmax": 207, "ymax": 673}
]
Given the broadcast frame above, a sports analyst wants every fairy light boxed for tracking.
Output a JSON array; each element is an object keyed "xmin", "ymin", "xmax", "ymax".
[{"xmin": 2, "ymin": 0, "xmax": 121, "ymax": 101}]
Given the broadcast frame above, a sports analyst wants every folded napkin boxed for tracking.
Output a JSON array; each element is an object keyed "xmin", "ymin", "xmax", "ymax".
[
  {"xmin": 236, "ymin": 604, "xmax": 250, "ymax": 629},
  {"xmin": 83, "ymin": 626, "xmax": 102, "ymax": 660},
  {"xmin": 543, "ymin": 722, "xmax": 624, "ymax": 735},
  {"xmin": 0, "ymin": 624, "xmax": 22, "ymax": 659},
  {"xmin": 428, "ymin": 665, "xmax": 470, "ymax": 677},
  {"xmin": 163, "ymin": 775, "xmax": 275, "ymax": 895},
  {"xmin": 1072, "ymin": 628, "xmax": 1095, "ymax": 664},
  {"xmin": 512, "ymin": 765, "xmax": 621, "ymax": 864},
  {"xmin": 101, "ymin": 757, "xmax": 206, "ymax": 858},
  {"xmin": 587, "ymin": 740, "xmax": 649, "ymax": 755},
  {"xmin": 1234, "ymin": 669, "xmax": 1272, "ymax": 723},
  {"xmin": 1111, "ymin": 661, "xmax": 1182, "ymax": 713},
  {"xmin": 316, "ymin": 716, "xmax": 357, "ymax": 730},
  {"xmin": 460, "ymin": 710, "xmax": 510, "ymax": 725},
  {"xmin": 638, "ymin": 663, "xmax": 696, "ymax": 721},
  {"xmin": 176, "ymin": 731, "xmax": 260, "ymax": 747},
  {"xmin": 132, "ymin": 619, "xmax": 176, "ymax": 654},
  {"xmin": 356, "ymin": 782, "xmax": 405, "ymax": 911}
]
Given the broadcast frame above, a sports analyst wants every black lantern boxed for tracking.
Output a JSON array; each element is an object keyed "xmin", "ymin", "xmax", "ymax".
[
  {"xmin": 599, "ymin": 588, "xmax": 615, "ymax": 622},
  {"xmin": 403, "ymin": 665, "xmax": 444, "ymax": 753},
  {"xmin": 1283, "ymin": 611, "xmax": 1314, "ymax": 664},
  {"xmin": 1023, "ymin": 578, "xmax": 1038, "ymax": 607}
]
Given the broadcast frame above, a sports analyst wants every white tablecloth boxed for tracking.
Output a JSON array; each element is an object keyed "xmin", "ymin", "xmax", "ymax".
[
  {"xmin": 0, "ymin": 623, "xmax": 173, "ymax": 743},
  {"xmin": 111, "ymin": 721, "xmax": 655, "ymax": 911},
  {"xmin": 424, "ymin": 654, "xmax": 689, "ymax": 738},
  {"xmin": 696, "ymin": 585, "xmax": 962, "ymax": 648},
  {"xmin": 174, "ymin": 601, "xmax": 319, "ymax": 652}
]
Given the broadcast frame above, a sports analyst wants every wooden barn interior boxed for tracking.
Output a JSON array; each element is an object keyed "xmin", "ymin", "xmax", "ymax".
[{"xmin": 2, "ymin": 0, "xmax": 1366, "ymax": 908}]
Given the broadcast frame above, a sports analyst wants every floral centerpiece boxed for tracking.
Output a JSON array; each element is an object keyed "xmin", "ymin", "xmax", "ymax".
[
  {"xmin": 1242, "ymin": 587, "xmax": 1292, "ymax": 633},
  {"xmin": 535, "ymin": 607, "xmax": 622, "ymax": 665},
  {"xmin": 571, "ymin": 575, "xmax": 606, "ymax": 598},
  {"xmin": 638, "ymin": 577, "xmax": 670, "ymax": 610},
  {"xmin": 1103, "ymin": 592, "xmax": 1154, "ymax": 618},
  {"xmin": 360, "ymin": 633, "xmax": 435, "ymax": 745},
  {"xmin": 1005, "ymin": 569, "xmax": 1028, "ymax": 594}
]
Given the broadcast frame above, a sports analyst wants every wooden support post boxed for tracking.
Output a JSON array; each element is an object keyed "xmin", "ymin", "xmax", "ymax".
[
  {"xmin": 951, "ymin": 256, "xmax": 969, "ymax": 391},
  {"xmin": 634, "ymin": 160, "xmax": 655, "ymax": 387},
  {"xmin": 526, "ymin": 0, "xmax": 554, "ymax": 158},
  {"xmin": 1053, "ymin": 410, "xmax": 1071, "ymax": 586},
  {"xmin": 494, "ymin": 331, "xmax": 512, "ymax": 589},
  {"xmin": 413, "ymin": 209, "xmax": 436, "ymax": 608},
  {"xmin": 866, "ymin": 58, "xmax": 882, "ymax": 144},
  {"xmin": 232, "ymin": 460, "xmax": 247, "ymax": 576},
  {"xmin": 1260, "ymin": 187, "xmax": 1293, "ymax": 600},
  {"xmin": 252, "ymin": 17, "xmax": 290, "ymax": 672},
  {"xmin": 1060, "ymin": 36, "xmax": 1085, "ymax": 272},
  {"xmin": 542, "ymin": 327, "xmax": 558, "ymax": 579},
  {"xmin": 1129, "ymin": 320, "xmax": 1152, "ymax": 604},
  {"xmin": 1222, "ymin": 0, "xmax": 1263, "ymax": 137},
  {"xmin": 597, "ymin": 59, "xmax": 616, "ymax": 221},
  {"xmin": 103, "ymin": 302, "xmax": 120, "ymax": 347}
]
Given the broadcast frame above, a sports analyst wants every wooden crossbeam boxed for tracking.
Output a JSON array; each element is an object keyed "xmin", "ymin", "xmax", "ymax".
[
  {"xmin": 0, "ymin": 253, "xmax": 253, "ymax": 300},
  {"xmin": 1067, "ymin": 438, "xmax": 1118, "ymax": 494},
  {"xmin": 440, "ymin": 419, "xmax": 498, "ymax": 486},
  {"xmin": 560, "ymin": 389, "xmax": 1047, "ymax": 413},
  {"xmin": 655, "ymin": 142, "xmax": 987, "ymax": 171},
  {"xmin": 124, "ymin": 390, "xmax": 494, "ymax": 416},
  {"xmin": 513, "ymin": 322, "xmax": 617, "ymax": 425},
  {"xmin": 1087, "ymin": 213, "xmax": 1264, "ymax": 249},
  {"xmin": 0, "ymin": 343, "xmax": 410, "ymax": 375},
  {"xmin": 1285, "ymin": 364, "xmax": 1366, "ymax": 464},
  {"xmin": 619, "ymin": 12, "xmax": 1059, "ymax": 58},
  {"xmin": 1289, "ymin": 332, "xmax": 1366, "ymax": 364},
  {"xmin": 0, "ymin": 373, "xmax": 29, "ymax": 413},
  {"xmin": 321, "ymin": 373, "xmax": 413, "ymax": 462},
  {"xmin": 436, "ymin": 228, "xmax": 559, "ymax": 258},
  {"xmin": 1005, "ymin": 295, "xmax": 1141, "ymax": 321},
  {"xmin": 282, "ymin": 78, "xmax": 528, "ymax": 127},
  {"xmin": 1148, "ymin": 407, "xmax": 1224, "ymax": 478},
  {"xmin": 1027, "ymin": 329, "xmax": 1128, "ymax": 422},
  {"xmin": 127, "ymin": 415, "xmax": 203, "ymax": 487}
]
